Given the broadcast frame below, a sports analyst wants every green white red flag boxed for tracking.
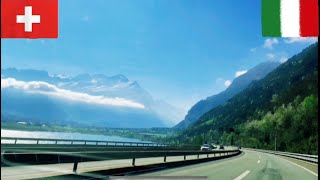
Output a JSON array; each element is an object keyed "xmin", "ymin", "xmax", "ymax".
[{"xmin": 262, "ymin": 0, "xmax": 318, "ymax": 37}]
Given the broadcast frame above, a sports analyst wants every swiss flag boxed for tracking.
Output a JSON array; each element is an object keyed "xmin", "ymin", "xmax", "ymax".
[{"xmin": 1, "ymin": 0, "xmax": 58, "ymax": 38}]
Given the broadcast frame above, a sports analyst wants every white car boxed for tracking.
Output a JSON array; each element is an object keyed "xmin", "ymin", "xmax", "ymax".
[{"xmin": 200, "ymin": 144, "xmax": 211, "ymax": 151}]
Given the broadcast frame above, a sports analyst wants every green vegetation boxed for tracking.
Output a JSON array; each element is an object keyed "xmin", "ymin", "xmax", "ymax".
[
  {"xmin": 233, "ymin": 95, "xmax": 317, "ymax": 154},
  {"xmin": 169, "ymin": 43, "xmax": 318, "ymax": 154},
  {"xmin": 197, "ymin": 93, "xmax": 319, "ymax": 155}
]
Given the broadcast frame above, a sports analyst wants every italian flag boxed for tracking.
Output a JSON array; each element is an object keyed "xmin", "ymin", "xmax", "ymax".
[{"xmin": 262, "ymin": 0, "xmax": 318, "ymax": 37}]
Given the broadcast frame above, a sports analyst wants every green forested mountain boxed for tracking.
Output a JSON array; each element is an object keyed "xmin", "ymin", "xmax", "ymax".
[
  {"xmin": 175, "ymin": 61, "xmax": 280, "ymax": 129},
  {"xmin": 175, "ymin": 43, "xmax": 318, "ymax": 154}
]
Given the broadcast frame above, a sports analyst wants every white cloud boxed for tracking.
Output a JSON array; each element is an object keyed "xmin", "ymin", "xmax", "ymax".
[
  {"xmin": 263, "ymin": 38, "xmax": 279, "ymax": 49},
  {"xmin": 235, "ymin": 70, "xmax": 247, "ymax": 78},
  {"xmin": 266, "ymin": 53, "xmax": 275, "ymax": 59},
  {"xmin": 279, "ymin": 57, "xmax": 288, "ymax": 63},
  {"xmin": 250, "ymin": 48, "xmax": 256, "ymax": 52},
  {"xmin": 1, "ymin": 78, "xmax": 145, "ymax": 109},
  {"xmin": 284, "ymin": 37, "xmax": 318, "ymax": 44},
  {"xmin": 224, "ymin": 80, "xmax": 232, "ymax": 87},
  {"xmin": 50, "ymin": 74, "xmax": 69, "ymax": 79},
  {"xmin": 91, "ymin": 79, "xmax": 97, "ymax": 84},
  {"xmin": 216, "ymin": 78, "xmax": 224, "ymax": 83}
]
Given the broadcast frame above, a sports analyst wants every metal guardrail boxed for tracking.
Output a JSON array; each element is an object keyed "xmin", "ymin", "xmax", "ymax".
[
  {"xmin": 1, "ymin": 137, "xmax": 166, "ymax": 147},
  {"xmin": 1, "ymin": 137, "xmax": 203, "ymax": 150},
  {"xmin": 245, "ymin": 148, "xmax": 318, "ymax": 164},
  {"xmin": 1, "ymin": 149, "xmax": 241, "ymax": 172},
  {"xmin": 276, "ymin": 151, "xmax": 318, "ymax": 158}
]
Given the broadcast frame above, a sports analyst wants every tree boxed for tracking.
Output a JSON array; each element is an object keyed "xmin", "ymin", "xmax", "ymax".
[{"xmin": 231, "ymin": 135, "xmax": 234, "ymax": 146}]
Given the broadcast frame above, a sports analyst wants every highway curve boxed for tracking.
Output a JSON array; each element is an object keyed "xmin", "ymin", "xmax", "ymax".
[{"xmin": 140, "ymin": 149, "xmax": 318, "ymax": 180}]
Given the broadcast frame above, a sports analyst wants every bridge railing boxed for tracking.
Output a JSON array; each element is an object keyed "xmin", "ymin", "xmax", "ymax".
[
  {"xmin": 245, "ymin": 148, "xmax": 318, "ymax": 164},
  {"xmin": 1, "ymin": 137, "xmax": 166, "ymax": 147}
]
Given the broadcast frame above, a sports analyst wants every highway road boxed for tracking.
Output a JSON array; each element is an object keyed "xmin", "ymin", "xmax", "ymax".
[
  {"xmin": 1, "ymin": 151, "xmax": 235, "ymax": 180},
  {"xmin": 141, "ymin": 149, "xmax": 318, "ymax": 180},
  {"xmin": 1, "ymin": 149, "xmax": 317, "ymax": 180}
]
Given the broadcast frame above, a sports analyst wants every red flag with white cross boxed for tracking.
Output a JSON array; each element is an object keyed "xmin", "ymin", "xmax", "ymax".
[{"xmin": 1, "ymin": 0, "xmax": 58, "ymax": 38}]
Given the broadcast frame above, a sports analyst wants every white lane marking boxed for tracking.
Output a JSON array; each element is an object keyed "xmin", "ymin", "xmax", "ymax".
[
  {"xmin": 234, "ymin": 170, "xmax": 250, "ymax": 180},
  {"xmin": 278, "ymin": 156, "xmax": 318, "ymax": 177},
  {"xmin": 257, "ymin": 160, "xmax": 260, "ymax": 163}
]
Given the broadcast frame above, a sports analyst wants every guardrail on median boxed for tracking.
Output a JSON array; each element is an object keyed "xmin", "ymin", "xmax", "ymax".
[
  {"xmin": 1, "ymin": 149, "xmax": 241, "ymax": 172},
  {"xmin": 245, "ymin": 148, "xmax": 318, "ymax": 164}
]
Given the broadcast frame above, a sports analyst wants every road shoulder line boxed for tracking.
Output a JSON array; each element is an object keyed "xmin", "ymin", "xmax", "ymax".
[
  {"xmin": 277, "ymin": 156, "xmax": 318, "ymax": 177},
  {"xmin": 234, "ymin": 170, "xmax": 250, "ymax": 180}
]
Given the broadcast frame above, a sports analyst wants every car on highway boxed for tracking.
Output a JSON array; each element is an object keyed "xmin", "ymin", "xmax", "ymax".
[
  {"xmin": 200, "ymin": 144, "xmax": 211, "ymax": 151},
  {"xmin": 219, "ymin": 145, "xmax": 224, "ymax": 149}
]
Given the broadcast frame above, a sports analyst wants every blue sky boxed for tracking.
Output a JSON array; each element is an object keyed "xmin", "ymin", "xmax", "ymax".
[{"xmin": 1, "ymin": 0, "xmax": 318, "ymax": 112}]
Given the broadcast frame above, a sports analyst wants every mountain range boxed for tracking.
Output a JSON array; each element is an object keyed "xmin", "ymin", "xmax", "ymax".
[{"xmin": 1, "ymin": 69, "xmax": 185, "ymax": 128}]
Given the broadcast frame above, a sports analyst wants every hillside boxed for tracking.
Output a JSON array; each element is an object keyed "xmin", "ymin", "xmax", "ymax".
[
  {"xmin": 177, "ymin": 43, "xmax": 318, "ymax": 154},
  {"xmin": 175, "ymin": 61, "xmax": 280, "ymax": 129}
]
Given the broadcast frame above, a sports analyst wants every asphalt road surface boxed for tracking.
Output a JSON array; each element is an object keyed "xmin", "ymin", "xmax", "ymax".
[
  {"xmin": 1, "ymin": 152, "xmax": 234, "ymax": 180},
  {"xmin": 1, "ymin": 149, "xmax": 317, "ymax": 180},
  {"xmin": 141, "ymin": 149, "xmax": 318, "ymax": 180}
]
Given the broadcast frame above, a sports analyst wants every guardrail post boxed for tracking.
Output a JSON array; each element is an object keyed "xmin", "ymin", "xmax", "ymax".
[
  {"xmin": 36, "ymin": 140, "xmax": 39, "ymax": 144},
  {"xmin": 106, "ymin": 142, "xmax": 108, "ymax": 146},
  {"xmin": 9, "ymin": 151, "xmax": 17, "ymax": 161},
  {"xmin": 55, "ymin": 140, "xmax": 58, "ymax": 145},
  {"xmin": 197, "ymin": 154, "xmax": 199, "ymax": 159},
  {"xmin": 213, "ymin": 153, "xmax": 215, "ymax": 157},
  {"xmin": 35, "ymin": 154, "xmax": 39, "ymax": 163},
  {"xmin": 14, "ymin": 139, "xmax": 17, "ymax": 144},
  {"xmin": 123, "ymin": 142, "xmax": 125, "ymax": 146},
  {"xmin": 207, "ymin": 154, "xmax": 209, "ymax": 158},
  {"xmin": 184, "ymin": 155, "xmax": 186, "ymax": 160},
  {"xmin": 132, "ymin": 158, "xmax": 136, "ymax": 166},
  {"xmin": 73, "ymin": 161, "xmax": 78, "ymax": 173},
  {"xmin": 164, "ymin": 156, "xmax": 166, "ymax": 162}
]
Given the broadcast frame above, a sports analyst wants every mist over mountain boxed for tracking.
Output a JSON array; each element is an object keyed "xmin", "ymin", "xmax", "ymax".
[
  {"xmin": 1, "ymin": 69, "xmax": 185, "ymax": 128},
  {"xmin": 175, "ymin": 61, "xmax": 280, "ymax": 129}
]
